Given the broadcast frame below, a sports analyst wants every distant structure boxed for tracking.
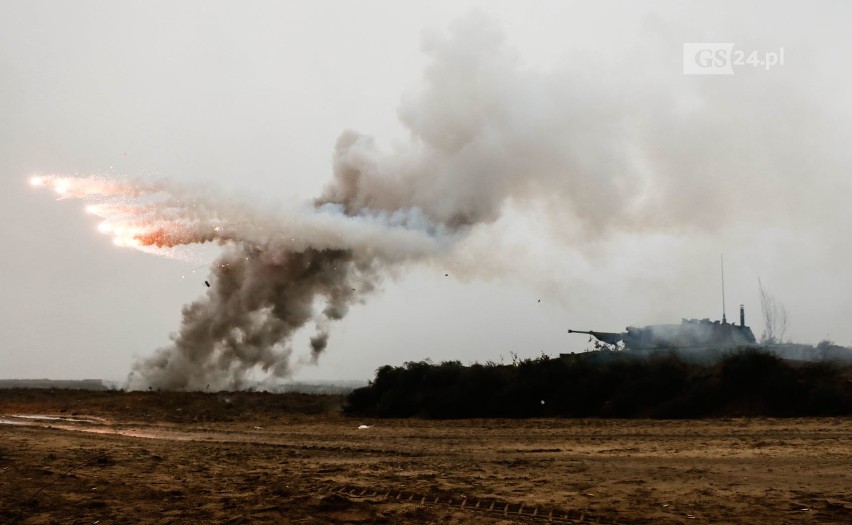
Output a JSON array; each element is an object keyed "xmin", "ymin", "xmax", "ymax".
[{"xmin": 569, "ymin": 305, "xmax": 756, "ymax": 351}]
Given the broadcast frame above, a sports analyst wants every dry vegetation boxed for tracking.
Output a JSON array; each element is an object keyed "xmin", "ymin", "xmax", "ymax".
[{"xmin": 1, "ymin": 389, "xmax": 850, "ymax": 524}]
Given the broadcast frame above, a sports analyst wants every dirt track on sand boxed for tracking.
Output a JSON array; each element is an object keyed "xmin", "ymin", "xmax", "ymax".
[{"xmin": 0, "ymin": 391, "xmax": 849, "ymax": 524}]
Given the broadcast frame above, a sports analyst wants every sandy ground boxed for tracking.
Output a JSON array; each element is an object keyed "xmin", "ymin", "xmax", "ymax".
[{"xmin": 0, "ymin": 392, "xmax": 849, "ymax": 524}]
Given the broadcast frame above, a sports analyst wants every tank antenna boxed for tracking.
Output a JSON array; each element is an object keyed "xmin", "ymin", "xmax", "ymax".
[{"xmin": 720, "ymin": 254, "xmax": 727, "ymax": 324}]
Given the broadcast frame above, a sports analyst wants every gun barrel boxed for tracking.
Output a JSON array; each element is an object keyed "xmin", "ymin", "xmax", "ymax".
[{"xmin": 568, "ymin": 329, "xmax": 624, "ymax": 345}]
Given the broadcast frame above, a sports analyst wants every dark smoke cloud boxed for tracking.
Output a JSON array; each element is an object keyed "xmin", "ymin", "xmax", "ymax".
[{"xmin": 129, "ymin": 246, "xmax": 373, "ymax": 389}]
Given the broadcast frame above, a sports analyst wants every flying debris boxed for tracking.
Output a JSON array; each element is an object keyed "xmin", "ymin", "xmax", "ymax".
[{"xmin": 204, "ymin": 281, "xmax": 210, "ymax": 288}]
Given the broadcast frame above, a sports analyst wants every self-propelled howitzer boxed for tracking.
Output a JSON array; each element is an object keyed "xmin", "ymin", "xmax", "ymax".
[{"xmin": 569, "ymin": 305, "xmax": 757, "ymax": 351}]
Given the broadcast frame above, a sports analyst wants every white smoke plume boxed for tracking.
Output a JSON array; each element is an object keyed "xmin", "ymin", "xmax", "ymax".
[{"xmin": 31, "ymin": 13, "xmax": 844, "ymax": 389}]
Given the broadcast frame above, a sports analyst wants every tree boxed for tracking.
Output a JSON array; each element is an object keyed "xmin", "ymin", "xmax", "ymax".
[{"xmin": 758, "ymin": 279, "xmax": 789, "ymax": 344}]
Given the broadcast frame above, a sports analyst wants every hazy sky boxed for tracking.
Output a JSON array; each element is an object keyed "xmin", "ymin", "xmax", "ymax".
[{"xmin": 2, "ymin": 1, "xmax": 851, "ymax": 385}]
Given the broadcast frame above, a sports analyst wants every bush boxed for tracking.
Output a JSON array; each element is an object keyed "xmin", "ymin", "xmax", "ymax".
[{"xmin": 344, "ymin": 349, "xmax": 852, "ymax": 419}]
